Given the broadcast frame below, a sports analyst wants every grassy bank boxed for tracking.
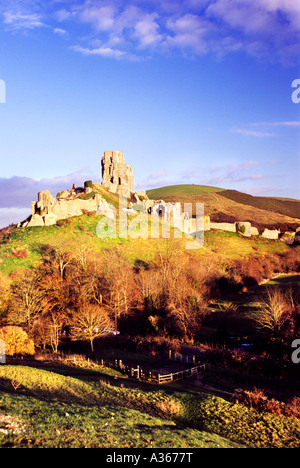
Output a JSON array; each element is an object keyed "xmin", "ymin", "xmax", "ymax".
[{"xmin": 0, "ymin": 365, "xmax": 299, "ymax": 448}]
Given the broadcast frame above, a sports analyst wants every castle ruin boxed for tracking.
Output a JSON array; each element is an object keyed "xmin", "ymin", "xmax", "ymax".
[{"xmin": 101, "ymin": 151, "xmax": 134, "ymax": 198}]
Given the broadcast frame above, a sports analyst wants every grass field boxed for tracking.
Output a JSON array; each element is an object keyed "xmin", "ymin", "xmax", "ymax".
[{"xmin": 0, "ymin": 364, "xmax": 299, "ymax": 448}]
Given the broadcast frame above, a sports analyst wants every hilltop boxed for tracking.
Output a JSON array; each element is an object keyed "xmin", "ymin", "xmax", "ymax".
[{"xmin": 0, "ymin": 182, "xmax": 298, "ymax": 276}]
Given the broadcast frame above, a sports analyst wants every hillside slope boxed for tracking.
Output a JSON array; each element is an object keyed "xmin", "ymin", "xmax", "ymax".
[
  {"xmin": 221, "ymin": 190, "xmax": 300, "ymax": 220},
  {"xmin": 147, "ymin": 185, "xmax": 300, "ymax": 230}
]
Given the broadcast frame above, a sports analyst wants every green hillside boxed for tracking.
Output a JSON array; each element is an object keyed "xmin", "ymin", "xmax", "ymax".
[
  {"xmin": 1, "ymin": 365, "xmax": 299, "ymax": 448},
  {"xmin": 146, "ymin": 184, "xmax": 225, "ymax": 199}
]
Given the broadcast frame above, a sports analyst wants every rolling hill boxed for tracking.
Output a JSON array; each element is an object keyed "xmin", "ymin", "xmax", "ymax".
[{"xmin": 146, "ymin": 185, "xmax": 300, "ymax": 231}]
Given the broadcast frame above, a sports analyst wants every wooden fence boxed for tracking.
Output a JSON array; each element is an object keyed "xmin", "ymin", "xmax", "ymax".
[
  {"xmin": 110, "ymin": 358, "xmax": 206, "ymax": 384},
  {"xmin": 168, "ymin": 350, "xmax": 198, "ymax": 364},
  {"xmin": 157, "ymin": 364, "xmax": 206, "ymax": 384},
  {"xmin": 65, "ymin": 350, "xmax": 207, "ymax": 385}
]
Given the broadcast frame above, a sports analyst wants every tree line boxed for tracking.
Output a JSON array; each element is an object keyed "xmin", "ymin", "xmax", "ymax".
[{"xmin": 0, "ymin": 241, "xmax": 299, "ymax": 353}]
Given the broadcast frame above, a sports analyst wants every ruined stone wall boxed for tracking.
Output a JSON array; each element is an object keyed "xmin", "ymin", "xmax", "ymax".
[
  {"xmin": 101, "ymin": 151, "xmax": 134, "ymax": 198},
  {"xmin": 23, "ymin": 190, "xmax": 102, "ymax": 228}
]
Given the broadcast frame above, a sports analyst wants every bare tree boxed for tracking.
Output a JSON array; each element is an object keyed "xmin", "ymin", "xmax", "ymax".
[
  {"xmin": 251, "ymin": 287, "xmax": 293, "ymax": 343},
  {"xmin": 71, "ymin": 304, "xmax": 112, "ymax": 351},
  {"xmin": 8, "ymin": 270, "xmax": 43, "ymax": 328},
  {"xmin": 101, "ymin": 249, "xmax": 138, "ymax": 332},
  {"xmin": 41, "ymin": 243, "xmax": 73, "ymax": 279}
]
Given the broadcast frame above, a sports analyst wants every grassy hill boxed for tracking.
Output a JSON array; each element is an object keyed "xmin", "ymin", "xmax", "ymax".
[
  {"xmin": 1, "ymin": 364, "xmax": 299, "ymax": 448},
  {"xmin": 0, "ymin": 210, "xmax": 293, "ymax": 277},
  {"xmin": 0, "ymin": 182, "xmax": 298, "ymax": 276},
  {"xmin": 147, "ymin": 185, "xmax": 300, "ymax": 231},
  {"xmin": 147, "ymin": 184, "xmax": 225, "ymax": 199}
]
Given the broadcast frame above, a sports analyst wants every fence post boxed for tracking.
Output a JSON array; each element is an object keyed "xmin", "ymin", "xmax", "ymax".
[{"xmin": 0, "ymin": 340, "xmax": 5, "ymax": 364}]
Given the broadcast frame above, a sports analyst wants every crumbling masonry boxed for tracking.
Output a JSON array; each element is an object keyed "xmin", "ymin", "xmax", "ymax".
[{"xmin": 101, "ymin": 151, "xmax": 134, "ymax": 198}]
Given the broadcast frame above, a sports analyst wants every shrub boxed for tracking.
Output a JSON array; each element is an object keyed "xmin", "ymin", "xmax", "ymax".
[
  {"xmin": 11, "ymin": 248, "xmax": 29, "ymax": 259},
  {"xmin": 234, "ymin": 388, "xmax": 300, "ymax": 419},
  {"xmin": 0, "ymin": 326, "xmax": 35, "ymax": 356},
  {"xmin": 84, "ymin": 180, "xmax": 93, "ymax": 188},
  {"xmin": 156, "ymin": 399, "xmax": 182, "ymax": 417}
]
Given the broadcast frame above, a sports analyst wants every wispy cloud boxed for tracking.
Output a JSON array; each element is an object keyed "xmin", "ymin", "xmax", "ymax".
[
  {"xmin": 136, "ymin": 160, "xmax": 266, "ymax": 190},
  {"xmin": 230, "ymin": 121, "xmax": 300, "ymax": 137},
  {"xmin": 201, "ymin": 161, "xmax": 265, "ymax": 185},
  {"xmin": 72, "ymin": 44, "xmax": 128, "ymax": 60},
  {"xmin": 251, "ymin": 121, "xmax": 300, "ymax": 128},
  {"xmin": 3, "ymin": 11, "xmax": 45, "ymax": 31},
  {"xmin": 230, "ymin": 127, "xmax": 277, "ymax": 137},
  {"xmin": 53, "ymin": 27, "xmax": 67, "ymax": 36}
]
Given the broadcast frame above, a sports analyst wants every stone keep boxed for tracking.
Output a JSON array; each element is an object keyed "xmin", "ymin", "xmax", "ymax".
[{"xmin": 101, "ymin": 151, "xmax": 134, "ymax": 198}]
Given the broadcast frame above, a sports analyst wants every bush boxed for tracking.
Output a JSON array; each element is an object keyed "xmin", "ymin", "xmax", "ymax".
[
  {"xmin": 11, "ymin": 248, "xmax": 29, "ymax": 259},
  {"xmin": 234, "ymin": 388, "xmax": 300, "ymax": 418},
  {"xmin": 0, "ymin": 326, "xmax": 35, "ymax": 356},
  {"xmin": 156, "ymin": 399, "xmax": 182, "ymax": 417},
  {"xmin": 84, "ymin": 180, "xmax": 93, "ymax": 188}
]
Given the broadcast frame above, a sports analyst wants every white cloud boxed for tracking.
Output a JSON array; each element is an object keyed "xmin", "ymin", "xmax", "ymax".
[
  {"xmin": 205, "ymin": 0, "xmax": 300, "ymax": 64},
  {"xmin": 134, "ymin": 13, "xmax": 163, "ymax": 48},
  {"xmin": 3, "ymin": 11, "xmax": 45, "ymax": 30},
  {"xmin": 1, "ymin": 0, "xmax": 299, "ymax": 63},
  {"xmin": 53, "ymin": 27, "xmax": 67, "ymax": 36},
  {"xmin": 79, "ymin": 4, "xmax": 116, "ymax": 32},
  {"xmin": 165, "ymin": 13, "xmax": 214, "ymax": 54},
  {"xmin": 72, "ymin": 44, "xmax": 127, "ymax": 59},
  {"xmin": 230, "ymin": 127, "xmax": 277, "ymax": 137}
]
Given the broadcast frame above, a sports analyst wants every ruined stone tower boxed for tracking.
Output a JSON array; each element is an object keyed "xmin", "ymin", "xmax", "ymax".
[{"xmin": 101, "ymin": 150, "xmax": 134, "ymax": 198}]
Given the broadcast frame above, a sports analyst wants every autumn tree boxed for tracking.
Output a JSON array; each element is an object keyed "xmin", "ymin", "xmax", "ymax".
[
  {"xmin": 138, "ymin": 242, "xmax": 210, "ymax": 339},
  {"xmin": 100, "ymin": 249, "xmax": 139, "ymax": 332},
  {"xmin": 34, "ymin": 271, "xmax": 74, "ymax": 351},
  {"xmin": 0, "ymin": 272, "xmax": 11, "ymax": 322},
  {"xmin": 41, "ymin": 243, "xmax": 73, "ymax": 279},
  {"xmin": 0, "ymin": 326, "xmax": 35, "ymax": 356},
  {"xmin": 71, "ymin": 303, "xmax": 112, "ymax": 351},
  {"xmin": 8, "ymin": 270, "xmax": 43, "ymax": 329},
  {"xmin": 74, "ymin": 257, "xmax": 105, "ymax": 306}
]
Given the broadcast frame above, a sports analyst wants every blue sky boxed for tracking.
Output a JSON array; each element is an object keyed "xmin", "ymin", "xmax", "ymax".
[{"xmin": 0, "ymin": 0, "xmax": 300, "ymax": 228}]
